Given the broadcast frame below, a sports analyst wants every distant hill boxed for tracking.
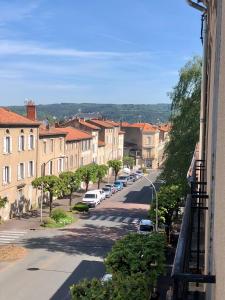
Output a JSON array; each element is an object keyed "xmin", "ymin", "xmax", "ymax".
[{"xmin": 8, "ymin": 103, "xmax": 171, "ymax": 124}]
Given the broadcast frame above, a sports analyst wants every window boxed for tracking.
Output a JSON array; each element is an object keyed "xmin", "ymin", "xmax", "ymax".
[
  {"xmin": 58, "ymin": 158, "xmax": 64, "ymax": 173},
  {"xmin": 43, "ymin": 141, "xmax": 47, "ymax": 153},
  {"xmin": 48, "ymin": 161, "xmax": 53, "ymax": 175},
  {"xmin": 2, "ymin": 166, "xmax": 11, "ymax": 184},
  {"xmin": 28, "ymin": 161, "xmax": 34, "ymax": 177},
  {"xmin": 28, "ymin": 135, "xmax": 34, "ymax": 150},
  {"xmin": 18, "ymin": 163, "xmax": 25, "ymax": 180},
  {"xmin": 147, "ymin": 137, "xmax": 152, "ymax": 145},
  {"xmin": 50, "ymin": 139, "xmax": 54, "ymax": 152},
  {"xmin": 18, "ymin": 135, "xmax": 25, "ymax": 151},
  {"xmin": 3, "ymin": 136, "xmax": 12, "ymax": 154},
  {"xmin": 60, "ymin": 138, "xmax": 63, "ymax": 151}
]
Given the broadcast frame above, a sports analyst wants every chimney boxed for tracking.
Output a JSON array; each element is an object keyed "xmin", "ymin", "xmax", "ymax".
[{"xmin": 26, "ymin": 100, "xmax": 36, "ymax": 121}]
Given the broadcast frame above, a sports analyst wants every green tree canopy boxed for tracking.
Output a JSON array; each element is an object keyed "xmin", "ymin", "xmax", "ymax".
[
  {"xmin": 59, "ymin": 171, "xmax": 81, "ymax": 207},
  {"xmin": 149, "ymin": 184, "xmax": 183, "ymax": 240},
  {"xmin": 123, "ymin": 156, "xmax": 135, "ymax": 169},
  {"xmin": 70, "ymin": 273, "xmax": 150, "ymax": 300},
  {"xmin": 161, "ymin": 56, "xmax": 201, "ymax": 194},
  {"xmin": 95, "ymin": 164, "xmax": 108, "ymax": 189},
  {"xmin": 76, "ymin": 164, "xmax": 97, "ymax": 191},
  {"xmin": 32, "ymin": 175, "xmax": 62, "ymax": 216},
  {"xmin": 108, "ymin": 160, "xmax": 122, "ymax": 181},
  {"xmin": 104, "ymin": 232, "xmax": 166, "ymax": 287}
]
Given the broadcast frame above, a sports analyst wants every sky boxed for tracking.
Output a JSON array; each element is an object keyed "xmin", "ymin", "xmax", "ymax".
[{"xmin": 0, "ymin": 0, "xmax": 203, "ymax": 106}]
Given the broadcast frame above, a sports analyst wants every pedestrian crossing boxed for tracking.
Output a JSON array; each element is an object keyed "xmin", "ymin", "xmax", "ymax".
[
  {"xmin": 86, "ymin": 214, "xmax": 139, "ymax": 224},
  {"xmin": 0, "ymin": 230, "xmax": 27, "ymax": 245}
]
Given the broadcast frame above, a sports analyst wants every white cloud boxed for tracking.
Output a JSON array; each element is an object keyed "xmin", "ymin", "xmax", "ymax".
[{"xmin": 0, "ymin": 40, "xmax": 151, "ymax": 59}]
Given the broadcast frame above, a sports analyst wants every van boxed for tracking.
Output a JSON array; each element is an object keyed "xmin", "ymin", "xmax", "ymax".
[{"xmin": 82, "ymin": 191, "xmax": 101, "ymax": 207}]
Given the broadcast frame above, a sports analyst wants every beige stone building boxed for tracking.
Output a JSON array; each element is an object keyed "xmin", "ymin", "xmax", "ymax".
[
  {"xmin": 0, "ymin": 106, "xmax": 40, "ymax": 220},
  {"xmin": 121, "ymin": 122, "xmax": 168, "ymax": 168},
  {"xmin": 172, "ymin": 1, "xmax": 225, "ymax": 299}
]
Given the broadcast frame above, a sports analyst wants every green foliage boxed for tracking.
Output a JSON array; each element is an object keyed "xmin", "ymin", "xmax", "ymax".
[
  {"xmin": 95, "ymin": 164, "xmax": 108, "ymax": 188},
  {"xmin": 59, "ymin": 171, "xmax": 81, "ymax": 207},
  {"xmin": 123, "ymin": 156, "xmax": 135, "ymax": 169},
  {"xmin": 73, "ymin": 202, "xmax": 89, "ymax": 213},
  {"xmin": 51, "ymin": 208, "xmax": 74, "ymax": 225},
  {"xmin": 149, "ymin": 184, "xmax": 182, "ymax": 239},
  {"xmin": 9, "ymin": 103, "xmax": 170, "ymax": 124},
  {"xmin": 161, "ymin": 56, "xmax": 201, "ymax": 194},
  {"xmin": 0, "ymin": 196, "xmax": 8, "ymax": 209},
  {"xmin": 105, "ymin": 232, "xmax": 166, "ymax": 287},
  {"xmin": 108, "ymin": 160, "xmax": 122, "ymax": 180},
  {"xmin": 41, "ymin": 217, "xmax": 62, "ymax": 228},
  {"xmin": 76, "ymin": 164, "xmax": 97, "ymax": 191},
  {"xmin": 70, "ymin": 274, "xmax": 150, "ymax": 300},
  {"xmin": 32, "ymin": 175, "xmax": 63, "ymax": 215}
]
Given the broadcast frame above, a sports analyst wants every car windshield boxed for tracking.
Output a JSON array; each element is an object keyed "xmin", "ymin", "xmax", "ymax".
[
  {"xmin": 114, "ymin": 182, "xmax": 120, "ymax": 185},
  {"xmin": 139, "ymin": 225, "xmax": 153, "ymax": 232},
  {"xmin": 119, "ymin": 176, "xmax": 127, "ymax": 180},
  {"xmin": 84, "ymin": 194, "xmax": 96, "ymax": 198},
  {"xmin": 103, "ymin": 188, "xmax": 110, "ymax": 191}
]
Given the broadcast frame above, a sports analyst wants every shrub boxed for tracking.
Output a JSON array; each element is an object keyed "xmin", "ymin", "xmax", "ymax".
[
  {"xmin": 42, "ymin": 217, "xmax": 62, "ymax": 228},
  {"xmin": 73, "ymin": 202, "xmax": 89, "ymax": 213},
  {"xmin": 142, "ymin": 167, "xmax": 147, "ymax": 174},
  {"xmin": 51, "ymin": 208, "xmax": 75, "ymax": 225}
]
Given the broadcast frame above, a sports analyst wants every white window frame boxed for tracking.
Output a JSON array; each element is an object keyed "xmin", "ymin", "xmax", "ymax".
[
  {"xmin": 28, "ymin": 161, "xmax": 35, "ymax": 177},
  {"xmin": 18, "ymin": 162, "xmax": 25, "ymax": 180},
  {"xmin": 57, "ymin": 158, "xmax": 64, "ymax": 173},
  {"xmin": 18, "ymin": 135, "xmax": 25, "ymax": 151},
  {"xmin": 3, "ymin": 136, "xmax": 12, "ymax": 154},
  {"xmin": 28, "ymin": 134, "xmax": 35, "ymax": 150},
  {"xmin": 2, "ymin": 166, "xmax": 11, "ymax": 185}
]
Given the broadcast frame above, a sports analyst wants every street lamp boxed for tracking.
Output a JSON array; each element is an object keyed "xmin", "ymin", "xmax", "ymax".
[
  {"xmin": 141, "ymin": 175, "xmax": 158, "ymax": 232},
  {"xmin": 40, "ymin": 155, "xmax": 66, "ymax": 222}
]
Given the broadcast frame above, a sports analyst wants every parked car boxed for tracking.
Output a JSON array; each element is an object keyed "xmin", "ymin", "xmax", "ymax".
[
  {"xmin": 137, "ymin": 219, "xmax": 154, "ymax": 234},
  {"xmin": 105, "ymin": 184, "xmax": 116, "ymax": 193},
  {"xmin": 95, "ymin": 189, "xmax": 106, "ymax": 201},
  {"xmin": 114, "ymin": 181, "xmax": 123, "ymax": 191},
  {"xmin": 82, "ymin": 191, "xmax": 101, "ymax": 207},
  {"xmin": 102, "ymin": 187, "xmax": 113, "ymax": 198},
  {"xmin": 130, "ymin": 173, "xmax": 138, "ymax": 181},
  {"xmin": 129, "ymin": 174, "xmax": 136, "ymax": 182},
  {"xmin": 101, "ymin": 273, "xmax": 112, "ymax": 283},
  {"xmin": 136, "ymin": 170, "xmax": 144, "ymax": 177},
  {"xmin": 118, "ymin": 175, "xmax": 129, "ymax": 187}
]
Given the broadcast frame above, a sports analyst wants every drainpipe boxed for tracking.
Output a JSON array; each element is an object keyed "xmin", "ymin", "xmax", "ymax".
[{"xmin": 186, "ymin": 0, "xmax": 208, "ymax": 162}]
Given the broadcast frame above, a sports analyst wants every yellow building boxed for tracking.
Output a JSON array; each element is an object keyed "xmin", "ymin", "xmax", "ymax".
[{"xmin": 0, "ymin": 106, "xmax": 40, "ymax": 220}]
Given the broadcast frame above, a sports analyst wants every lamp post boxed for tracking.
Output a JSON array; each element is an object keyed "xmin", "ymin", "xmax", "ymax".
[
  {"xmin": 141, "ymin": 175, "xmax": 158, "ymax": 232},
  {"xmin": 40, "ymin": 155, "xmax": 66, "ymax": 222}
]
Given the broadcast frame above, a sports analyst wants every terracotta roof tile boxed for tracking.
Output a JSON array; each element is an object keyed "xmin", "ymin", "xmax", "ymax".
[
  {"xmin": 122, "ymin": 122, "xmax": 158, "ymax": 132},
  {"xmin": 0, "ymin": 107, "xmax": 40, "ymax": 126},
  {"xmin": 78, "ymin": 119, "xmax": 100, "ymax": 130},
  {"xmin": 119, "ymin": 130, "xmax": 125, "ymax": 134},
  {"xmin": 87, "ymin": 119, "xmax": 113, "ymax": 128},
  {"xmin": 55, "ymin": 127, "xmax": 92, "ymax": 141},
  {"xmin": 104, "ymin": 120, "xmax": 119, "ymax": 127}
]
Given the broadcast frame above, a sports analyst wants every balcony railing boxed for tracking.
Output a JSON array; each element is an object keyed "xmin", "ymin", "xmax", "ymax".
[{"xmin": 171, "ymin": 159, "xmax": 215, "ymax": 300}]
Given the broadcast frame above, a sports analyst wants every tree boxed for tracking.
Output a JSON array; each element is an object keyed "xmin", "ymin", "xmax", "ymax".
[
  {"xmin": 0, "ymin": 196, "xmax": 8, "ymax": 209},
  {"xmin": 161, "ymin": 57, "xmax": 201, "ymax": 194},
  {"xmin": 149, "ymin": 184, "xmax": 183, "ymax": 240},
  {"xmin": 123, "ymin": 156, "xmax": 135, "ymax": 169},
  {"xmin": 59, "ymin": 171, "xmax": 81, "ymax": 208},
  {"xmin": 108, "ymin": 160, "xmax": 122, "ymax": 181},
  {"xmin": 32, "ymin": 175, "xmax": 62, "ymax": 216},
  {"xmin": 76, "ymin": 164, "xmax": 97, "ymax": 192},
  {"xmin": 95, "ymin": 164, "xmax": 108, "ymax": 189},
  {"xmin": 104, "ymin": 232, "xmax": 166, "ymax": 287},
  {"xmin": 70, "ymin": 273, "xmax": 150, "ymax": 300}
]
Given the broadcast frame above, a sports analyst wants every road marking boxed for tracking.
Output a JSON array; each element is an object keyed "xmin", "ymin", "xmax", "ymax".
[
  {"xmin": 122, "ymin": 217, "xmax": 131, "ymax": 223},
  {"xmin": 86, "ymin": 214, "xmax": 139, "ymax": 225},
  {"xmin": 132, "ymin": 218, "xmax": 139, "ymax": 224},
  {"xmin": 0, "ymin": 231, "xmax": 27, "ymax": 245},
  {"xmin": 97, "ymin": 215, "xmax": 106, "ymax": 220},
  {"xmin": 114, "ymin": 216, "xmax": 123, "ymax": 222},
  {"xmin": 89, "ymin": 215, "xmax": 98, "ymax": 220}
]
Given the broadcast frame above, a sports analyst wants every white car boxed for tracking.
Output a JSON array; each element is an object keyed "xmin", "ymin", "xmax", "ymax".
[
  {"xmin": 95, "ymin": 189, "xmax": 106, "ymax": 201},
  {"xmin": 101, "ymin": 273, "xmax": 112, "ymax": 283},
  {"xmin": 138, "ymin": 219, "xmax": 154, "ymax": 234},
  {"xmin": 82, "ymin": 191, "xmax": 101, "ymax": 207}
]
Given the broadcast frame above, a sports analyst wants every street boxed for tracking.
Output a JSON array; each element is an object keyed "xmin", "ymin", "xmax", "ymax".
[{"xmin": 0, "ymin": 170, "xmax": 159, "ymax": 300}]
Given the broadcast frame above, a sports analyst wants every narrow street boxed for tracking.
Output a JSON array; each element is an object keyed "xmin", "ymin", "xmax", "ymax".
[{"xmin": 0, "ymin": 170, "xmax": 159, "ymax": 300}]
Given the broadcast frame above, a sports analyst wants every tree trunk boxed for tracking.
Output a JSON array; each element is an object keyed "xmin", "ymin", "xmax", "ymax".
[
  {"xmin": 49, "ymin": 194, "xmax": 53, "ymax": 216},
  {"xmin": 85, "ymin": 181, "xmax": 89, "ymax": 192},
  {"xmin": 69, "ymin": 192, "xmax": 72, "ymax": 208},
  {"xmin": 98, "ymin": 179, "xmax": 100, "ymax": 189},
  {"xmin": 115, "ymin": 171, "xmax": 118, "ymax": 181}
]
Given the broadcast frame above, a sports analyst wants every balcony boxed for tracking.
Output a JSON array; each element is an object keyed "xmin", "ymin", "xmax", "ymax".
[{"xmin": 171, "ymin": 160, "xmax": 215, "ymax": 299}]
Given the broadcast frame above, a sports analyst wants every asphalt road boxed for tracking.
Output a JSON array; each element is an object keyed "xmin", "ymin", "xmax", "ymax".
[{"xmin": 0, "ymin": 170, "xmax": 160, "ymax": 300}]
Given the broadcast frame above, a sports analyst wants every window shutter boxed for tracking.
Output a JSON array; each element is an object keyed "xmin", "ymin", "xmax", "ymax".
[
  {"xmin": 23, "ymin": 163, "xmax": 26, "ymax": 178},
  {"xmin": 10, "ymin": 137, "xmax": 12, "ymax": 153},
  {"xmin": 57, "ymin": 159, "xmax": 60, "ymax": 172},
  {"xmin": 17, "ymin": 164, "xmax": 21, "ymax": 180},
  {"xmin": 33, "ymin": 135, "xmax": 36, "ymax": 149},
  {"xmin": 18, "ymin": 136, "xmax": 21, "ymax": 151},
  {"xmin": 23, "ymin": 136, "xmax": 26, "ymax": 150},
  {"xmin": 2, "ymin": 167, "xmax": 5, "ymax": 184},
  {"xmin": 32, "ymin": 161, "xmax": 35, "ymax": 177},
  {"xmin": 28, "ymin": 135, "xmax": 31, "ymax": 150},
  {"xmin": 9, "ymin": 166, "xmax": 11, "ymax": 183},
  {"xmin": 27, "ymin": 162, "xmax": 30, "ymax": 178},
  {"xmin": 3, "ymin": 137, "xmax": 6, "ymax": 153}
]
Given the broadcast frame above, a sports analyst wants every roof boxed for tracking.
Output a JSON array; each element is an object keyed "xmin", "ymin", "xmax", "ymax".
[
  {"xmin": 119, "ymin": 130, "xmax": 125, "ymax": 134},
  {"xmin": 122, "ymin": 122, "xmax": 158, "ymax": 132},
  {"xmin": 78, "ymin": 119, "xmax": 100, "ymax": 130},
  {"xmin": 0, "ymin": 107, "xmax": 40, "ymax": 126},
  {"xmin": 87, "ymin": 119, "xmax": 114, "ymax": 128},
  {"xmin": 55, "ymin": 127, "xmax": 92, "ymax": 141},
  {"xmin": 158, "ymin": 123, "xmax": 171, "ymax": 132},
  {"xmin": 98, "ymin": 140, "xmax": 105, "ymax": 147},
  {"xmin": 104, "ymin": 120, "xmax": 119, "ymax": 127},
  {"xmin": 39, "ymin": 125, "xmax": 67, "ymax": 137}
]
